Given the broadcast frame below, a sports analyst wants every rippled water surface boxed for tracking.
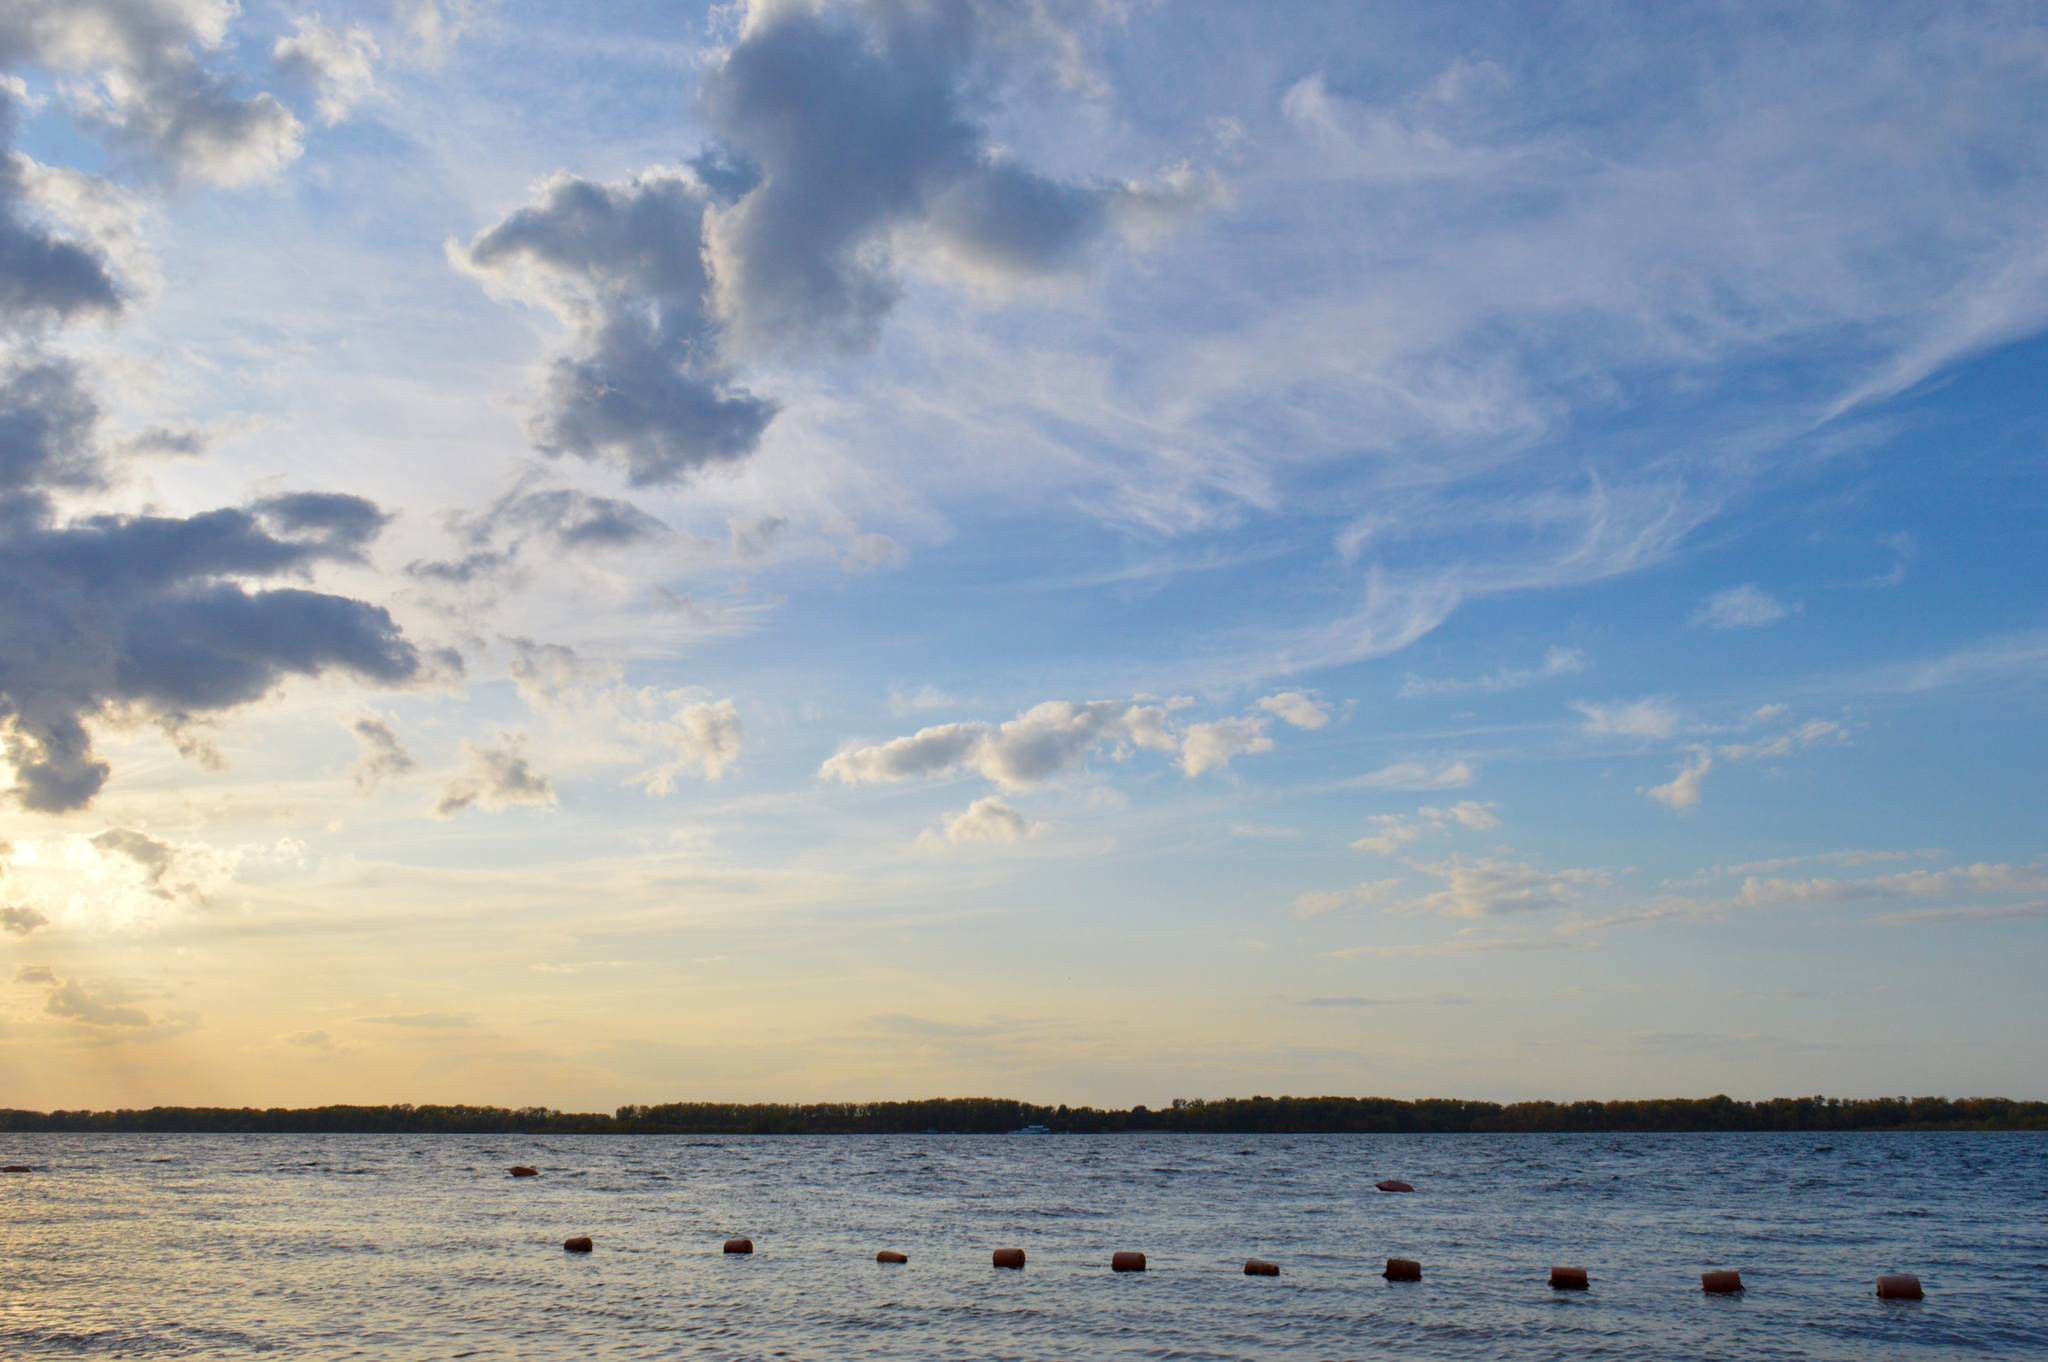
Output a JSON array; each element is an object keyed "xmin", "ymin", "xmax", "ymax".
[{"xmin": 1, "ymin": 1131, "xmax": 2043, "ymax": 1359}]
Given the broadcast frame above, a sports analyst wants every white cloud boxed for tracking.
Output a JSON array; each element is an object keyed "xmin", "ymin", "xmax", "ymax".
[
  {"xmin": 1718, "ymin": 719, "xmax": 1844, "ymax": 762},
  {"xmin": 435, "ymin": 736, "xmax": 555, "ymax": 817},
  {"xmin": 1257, "ymin": 692, "xmax": 1330, "ymax": 729},
  {"xmin": 1645, "ymin": 751, "xmax": 1711, "ymax": 811},
  {"xmin": 1399, "ymin": 647, "xmax": 1585, "ymax": 697},
  {"xmin": 629, "ymin": 697, "xmax": 745, "ymax": 792},
  {"xmin": 821, "ymin": 698, "xmax": 1279, "ymax": 788},
  {"xmin": 1179, "ymin": 717, "xmax": 1272, "ymax": 776},
  {"xmin": 1736, "ymin": 861, "xmax": 2048, "ymax": 911},
  {"xmin": 1352, "ymin": 801, "xmax": 1500, "ymax": 855},
  {"xmin": 1403, "ymin": 855, "xmax": 1607, "ymax": 919},
  {"xmin": 889, "ymin": 685, "xmax": 956, "ymax": 715},
  {"xmin": 1295, "ymin": 877, "xmax": 1402, "ymax": 919},
  {"xmin": 1694, "ymin": 584, "xmax": 1794, "ymax": 629},
  {"xmin": 272, "ymin": 17, "xmax": 379, "ymax": 125},
  {"xmin": 1575, "ymin": 698, "xmax": 1682, "ymax": 739},
  {"xmin": 1334, "ymin": 759, "xmax": 1475, "ymax": 791},
  {"xmin": 939, "ymin": 797, "xmax": 1042, "ymax": 845}
]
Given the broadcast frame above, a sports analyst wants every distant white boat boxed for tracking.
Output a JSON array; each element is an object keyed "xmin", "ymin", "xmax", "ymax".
[{"xmin": 1010, "ymin": 1124, "xmax": 1052, "ymax": 1135}]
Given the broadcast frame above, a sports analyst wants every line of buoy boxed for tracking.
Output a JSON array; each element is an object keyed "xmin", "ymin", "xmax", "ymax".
[{"xmin": 550, "ymin": 1233, "xmax": 1926, "ymax": 1301}]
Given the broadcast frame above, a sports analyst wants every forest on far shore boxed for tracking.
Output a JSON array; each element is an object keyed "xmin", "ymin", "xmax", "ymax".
[{"xmin": 1, "ymin": 1094, "xmax": 2042, "ymax": 1134}]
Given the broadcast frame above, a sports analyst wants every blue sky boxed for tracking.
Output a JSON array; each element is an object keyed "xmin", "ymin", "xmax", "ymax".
[{"xmin": 0, "ymin": 0, "xmax": 2043, "ymax": 1109}]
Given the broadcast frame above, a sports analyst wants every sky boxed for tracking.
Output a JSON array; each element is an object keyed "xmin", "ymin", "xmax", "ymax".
[{"xmin": 0, "ymin": 0, "xmax": 2044, "ymax": 1112}]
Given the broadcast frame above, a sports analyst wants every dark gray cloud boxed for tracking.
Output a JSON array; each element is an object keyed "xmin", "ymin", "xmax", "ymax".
[
  {"xmin": 698, "ymin": 0, "xmax": 1163, "ymax": 351},
  {"xmin": 0, "ymin": 904, "xmax": 48, "ymax": 935},
  {"xmin": 456, "ymin": 1, "xmax": 1196, "ymax": 482},
  {"xmin": 0, "ymin": 1, "xmax": 303, "ymax": 188},
  {"xmin": 454, "ymin": 170, "xmax": 778, "ymax": 486},
  {"xmin": 434, "ymin": 735, "xmax": 554, "ymax": 817},
  {"xmin": 0, "ymin": 356, "xmax": 423, "ymax": 812},
  {"xmin": 349, "ymin": 715, "xmax": 416, "ymax": 793},
  {"xmin": 405, "ymin": 485, "xmax": 668, "ymax": 585},
  {"xmin": 0, "ymin": 93, "xmax": 124, "ymax": 326}
]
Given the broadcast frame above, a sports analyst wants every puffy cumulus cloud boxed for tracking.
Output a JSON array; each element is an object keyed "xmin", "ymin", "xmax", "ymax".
[
  {"xmin": 0, "ymin": 91, "xmax": 125, "ymax": 324},
  {"xmin": 698, "ymin": 0, "xmax": 1207, "ymax": 352},
  {"xmin": 1694, "ymin": 584, "xmax": 1794, "ymax": 630},
  {"xmin": 85, "ymin": 825, "xmax": 235, "ymax": 905},
  {"xmin": 44, "ymin": 973, "xmax": 149, "ymax": 1027},
  {"xmin": 628, "ymin": 696, "xmax": 744, "ymax": 792},
  {"xmin": 1574, "ymin": 697, "xmax": 1682, "ymax": 740},
  {"xmin": 0, "ymin": 902, "xmax": 47, "ymax": 934},
  {"xmin": 270, "ymin": 16, "xmax": 379, "ymax": 126},
  {"xmin": 1257, "ymin": 692, "xmax": 1329, "ymax": 729},
  {"xmin": 0, "ymin": 365, "xmax": 423, "ymax": 811},
  {"xmin": 1403, "ymin": 855, "xmax": 1607, "ymax": 920},
  {"xmin": 435, "ymin": 735, "xmax": 554, "ymax": 817},
  {"xmin": 1295, "ymin": 877, "xmax": 1401, "ymax": 919},
  {"xmin": 452, "ymin": 168, "xmax": 779, "ymax": 486},
  {"xmin": 456, "ymin": 1, "xmax": 1204, "ymax": 483},
  {"xmin": 348, "ymin": 715, "xmax": 415, "ymax": 794},
  {"xmin": 1399, "ymin": 647, "xmax": 1585, "ymax": 698},
  {"xmin": 1645, "ymin": 750, "xmax": 1710, "ymax": 811},
  {"xmin": 822, "ymin": 695, "xmax": 1284, "ymax": 788},
  {"xmin": 1351, "ymin": 800, "xmax": 1500, "ymax": 855},
  {"xmin": 937, "ymin": 795, "xmax": 1041, "ymax": 844},
  {"xmin": 1178, "ymin": 716, "xmax": 1270, "ymax": 776},
  {"xmin": 394, "ymin": 0, "xmax": 492, "ymax": 60},
  {"xmin": 1, "ymin": 0, "xmax": 303, "ymax": 187}
]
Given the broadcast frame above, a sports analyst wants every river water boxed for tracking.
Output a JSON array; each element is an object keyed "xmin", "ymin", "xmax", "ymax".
[{"xmin": 1, "ymin": 1131, "xmax": 2042, "ymax": 1359}]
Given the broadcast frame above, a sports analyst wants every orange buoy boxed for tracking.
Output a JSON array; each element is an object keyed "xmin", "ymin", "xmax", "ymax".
[
  {"xmin": 876, "ymin": 1250, "xmax": 908, "ymax": 1264},
  {"xmin": 992, "ymin": 1247, "xmax": 1026, "ymax": 1269},
  {"xmin": 1384, "ymin": 1257, "xmax": 1422, "ymax": 1281},
  {"xmin": 1245, "ymin": 1259, "xmax": 1280, "ymax": 1276},
  {"xmin": 1876, "ymin": 1274, "xmax": 1923, "ymax": 1300},
  {"xmin": 724, "ymin": 1238, "xmax": 754, "ymax": 1254},
  {"xmin": 1376, "ymin": 1179, "xmax": 1415, "ymax": 1193},
  {"xmin": 1111, "ymin": 1251, "xmax": 1146, "ymax": 1272},
  {"xmin": 1701, "ymin": 1270, "xmax": 1743, "ymax": 1294},
  {"xmin": 563, "ymin": 1236, "xmax": 593, "ymax": 1253},
  {"xmin": 1550, "ymin": 1266, "xmax": 1589, "ymax": 1290}
]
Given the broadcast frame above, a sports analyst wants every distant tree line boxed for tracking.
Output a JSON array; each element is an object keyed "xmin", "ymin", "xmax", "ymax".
[{"xmin": 0, "ymin": 1094, "xmax": 2041, "ymax": 1134}]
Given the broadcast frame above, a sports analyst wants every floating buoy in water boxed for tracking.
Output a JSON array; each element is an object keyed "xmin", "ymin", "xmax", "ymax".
[
  {"xmin": 563, "ymin": 1237, "xmax": 593, "ymax": 1253},
  {"xmin": 992, "ymin": 1247, "xmax": 1025, "ymax": 1269},
  {"xmin": 508, "ymin": 1165, "xmax": 539, "ymax": 1177},
  {"xmin": 1384, "ymin": 1258, "xmax": 1422, "ymax": 1281},
  {"xmin": 1876, "ymin": 1274, "xmax": 1923, "ymax": 1300},
  {"xmin": 876, "ymin": 1250, "xmax": 908, "ymax": 1264},
  {"xmin": 1111, "ymin": 1251, "xmax": 1146, "ymax": 1272},
  {"xmin": 1701, "ymin": 1271, "xmax": 1744, "ymax": 1294},
  {"xmin": 1376, "ymin": 1179, "xmax": 1415, "ymax": 1193},
  {"xmin": 1244, "ymin": 1259, "xmax": 1280, "ymax": 1276},
  {"xmin": 1550, "ymin": 1266, "xmax": 1589, "ymax": 1290},
  {"xmin": 724, "ymin": 1238, "xmax": 753, "ymax": 1254},
  {"xmin": 1, "ymin": 1166, "xmax": 30, "ymax": 1173}
]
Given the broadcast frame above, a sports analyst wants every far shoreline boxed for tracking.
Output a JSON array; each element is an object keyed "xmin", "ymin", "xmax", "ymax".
[{"xmin": 4, "ymin": 1093, "xmax": 2043, "ymax": 1136}]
